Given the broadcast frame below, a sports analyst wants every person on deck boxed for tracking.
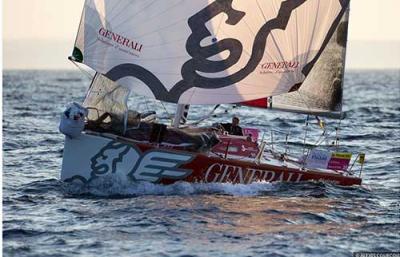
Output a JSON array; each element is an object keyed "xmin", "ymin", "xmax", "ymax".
[{"xmin": 219, "ymin": 116, "xmax": 243, "ymax": 136}]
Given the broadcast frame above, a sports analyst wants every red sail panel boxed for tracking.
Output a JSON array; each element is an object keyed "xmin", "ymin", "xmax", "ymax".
[{"xmin": 241, "ymin": 98, "xmax": 269, "ymax": 109}]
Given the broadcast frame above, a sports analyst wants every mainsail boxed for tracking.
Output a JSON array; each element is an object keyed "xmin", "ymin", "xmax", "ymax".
[
  {"xmin": 242, "ymin": 7, "xmax": 350, "ymax": 118},
  {"xmin": 73, "ymin": 0, "xmax": 349, "ymax": 105}
]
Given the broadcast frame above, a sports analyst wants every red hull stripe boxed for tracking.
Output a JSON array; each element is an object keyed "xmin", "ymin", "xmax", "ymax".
[{"xmin": 135, "ymin": 142, "xmax": 362, "ymax": 186}]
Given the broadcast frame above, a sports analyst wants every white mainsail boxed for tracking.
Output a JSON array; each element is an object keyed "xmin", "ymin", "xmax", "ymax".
[{"xmin": 73, "ymin": 0, "xmax": 350, "ymax": 105}]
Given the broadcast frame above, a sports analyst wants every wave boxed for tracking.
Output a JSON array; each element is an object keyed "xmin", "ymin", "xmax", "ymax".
[
  {"xmin": 56, "ymin": 78, "xmax": 82, "ymax": 82},
  {"xmin": 3, "ymin": 228, "xmax": 45, "ymax": 239},
  {"xmin": 62, "ymin": 175, "xmax": 279, "ymax": 197},
  {"xmin": 61, "ymin": 174, "xmax": 371, "ymax": 199}
]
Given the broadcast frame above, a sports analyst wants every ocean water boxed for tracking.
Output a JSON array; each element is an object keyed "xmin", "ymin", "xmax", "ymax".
[{"xmin": 2, "ymin": 69, "xmax": 400, "ymax": 257}]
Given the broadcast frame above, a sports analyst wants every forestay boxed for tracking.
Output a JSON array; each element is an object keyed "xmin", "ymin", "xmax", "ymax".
[{"xmin": 73, "ymin": 0, "xmax": 349, "ymax": 105}]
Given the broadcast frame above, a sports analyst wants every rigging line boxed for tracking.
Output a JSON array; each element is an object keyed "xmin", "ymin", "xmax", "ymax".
[
  {"xmin": 159, "ymin": 100, "xmax": 173, "ymax": 123},
  {"xmin": 335, "ymin": 116, "xmax": 342, "ymax": 149},
  {"xmin": 188, "ymin": 105, "xmax": 221, "ymax": 126},
  {"xmin": 215, "ymin": 30, "xmax": 253, "ymax": 59},
  {"xmin": 302, "ymin": 115, "xmax": 310, "ymax": 156},
  {"xmin": 293, "ymin": 7, "xmax": 299, "ymax": 68},
  {"xmin": 114, "ymin": 0, "xmax": 185, "ymax": 32},
  {"xmin": 231, "ymin": 2, "xmax": 256, "ymax": 37},
  {"xmin": 69, "ymin": 59, "xmax": 93, "ymax": 80},
  {"xmin": 217, "ymin": 11, "xmax": 254, "ymax": 58},
  {"xmin": 90, "ymin": 85, "xmax": 126, "ymax": 107},
  {"xmin": 320, "ymin": 131, "xmax": 335, "ymax": 147},
  {"xmin": 313, "ymin": 128, "xmax": 326, "ymax": 147},
  {"xmin": 211, "ymin": 16, "xmax": 251, "ymax": 63},
  {"xmin": 294, "ymin": 87, "xmax": 342, "ymax": 121},
  {"xmin": 212, "ymin": 3, "xmax": 258, "ymax": 61},
  {"xmin": 314, "ymin": 129, "xmax": 335, "ymax": 147},
  {"xmin": 255, "ymin": 0, "xmax": 288, "ymax": 72},
  {"xmin": 186, "ymin": 79, "xmax": 199, "ymax": 106}
]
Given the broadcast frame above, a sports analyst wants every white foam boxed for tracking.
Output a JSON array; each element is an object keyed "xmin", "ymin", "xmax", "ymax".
[{"xmin": 63, "ymin": 174, "xmax": 277, "ymax": 197}]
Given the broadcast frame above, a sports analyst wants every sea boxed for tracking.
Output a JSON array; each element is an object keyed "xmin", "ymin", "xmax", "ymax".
[{"xmin": 2, "ymin": 69, "xmax": 400, "ymax": 257}]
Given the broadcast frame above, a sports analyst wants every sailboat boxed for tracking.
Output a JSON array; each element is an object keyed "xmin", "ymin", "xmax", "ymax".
[{"xmin": 60, "ymin": 0, "xmax": 365, "ymax": 186}]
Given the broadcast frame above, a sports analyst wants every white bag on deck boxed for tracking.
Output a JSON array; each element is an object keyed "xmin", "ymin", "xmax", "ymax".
[{"xmin": 59, "ymin": 102, "xmax": 88, "ymax": 138}]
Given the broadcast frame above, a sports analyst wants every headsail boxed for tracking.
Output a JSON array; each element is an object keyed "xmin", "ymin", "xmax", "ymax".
[
  {"xmin": 73, "ymin": 0, "xmax": 349, "ymax": 105},
  {"xmin": 241, "ymin": 7, "xmax": 350, "ymax": 118},
  {"xmin": 83, "ymin": 73, "xmax": 130, "ymax": 124}
]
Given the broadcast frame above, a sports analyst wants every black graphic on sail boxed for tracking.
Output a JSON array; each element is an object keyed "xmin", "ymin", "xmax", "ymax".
[{"xmin": 73, "ymin": 0, "xmax": 349, "ymax": 105}]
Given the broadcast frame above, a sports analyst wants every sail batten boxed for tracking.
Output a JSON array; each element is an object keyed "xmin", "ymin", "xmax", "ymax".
[{"xmin": 74, "ymin": 0, "xmax": 349, "ymax": 105}]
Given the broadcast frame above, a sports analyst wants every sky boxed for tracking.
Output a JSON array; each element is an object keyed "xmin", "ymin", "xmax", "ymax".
[{"xmin": 3, "ymin": 0, "xmax": 400, "ymax": 69}]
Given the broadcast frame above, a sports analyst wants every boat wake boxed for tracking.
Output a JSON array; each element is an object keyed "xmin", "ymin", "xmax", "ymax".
[{"xmin": 62, "ymin": 174, "xmax": 277, "ymax": 197}]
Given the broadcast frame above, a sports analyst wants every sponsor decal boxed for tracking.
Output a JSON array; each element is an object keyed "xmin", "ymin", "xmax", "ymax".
[
  {"xmin": 212, "ymin": 137, "xmax": 259, "ymax": 158},
  {"xmin": 305, "ymin": 149, "xmax": 332, "ymax": 169},
  {"xmin": 305, "ymin": 150, "xmax": 352, "ymax": 171},
  {"xmin": 260, "ymin": 61, "xmax": 299, "ymax": 74},
  {"xmin": 98, "ymin": 28, "xmax": 143, "ymax": 57},
  {"xmin": 90, "ymin": 141, "xmax": 193, "ymax": 183},
  {"xmin": 204, "ymin": 163, "xmax": 303, "ymax": 184},
  {"xmin": 327, "ymin": 152, "xmax": 352, "ymax": 170}
]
